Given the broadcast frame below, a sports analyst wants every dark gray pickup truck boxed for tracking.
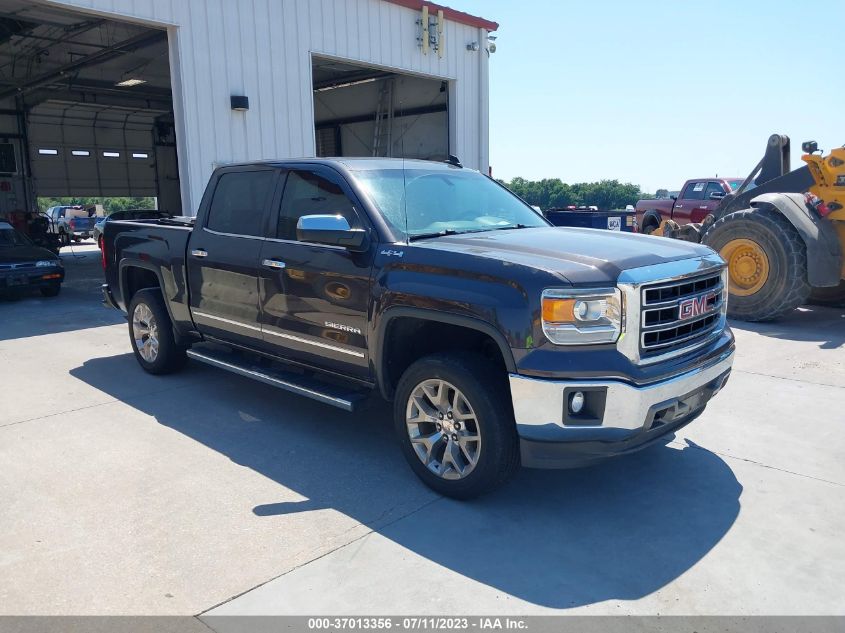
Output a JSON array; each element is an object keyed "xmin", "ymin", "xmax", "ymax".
[{"xmin": 102, "ymin": 158, "xmax": 735, "ymax": 498}]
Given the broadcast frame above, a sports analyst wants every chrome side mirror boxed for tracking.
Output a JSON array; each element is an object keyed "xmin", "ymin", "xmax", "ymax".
[{"xmin": 296, "ymin": 214, "xmax": 366, "ymax": 250}]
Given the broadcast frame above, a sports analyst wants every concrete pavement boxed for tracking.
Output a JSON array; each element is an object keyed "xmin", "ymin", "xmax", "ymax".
[{"xmin": 0, "ymin": 244, "xmax": 843, "ymax": 618}]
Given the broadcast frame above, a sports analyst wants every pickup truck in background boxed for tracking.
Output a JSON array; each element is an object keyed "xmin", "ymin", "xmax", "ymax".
[
  {"xmin": 102, "ymin": 158, "xmax": 735, "ymax": 499},
  {"xmin": 45, "ymin": 205, "xmax": 102, "ymax": 244},
  {"xmin": 636, "ymin": 178, "xmax": 746, "ymax": 235}
]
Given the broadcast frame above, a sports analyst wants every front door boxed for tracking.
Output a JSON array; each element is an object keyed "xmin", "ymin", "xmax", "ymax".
[
  {"xmin": 694, "ymin": 181, "xmax": 727, "ymax": 223},
  {"xmin": 674, "ymin": 180, "xmax": 706, "ymax": 224},
  {"xmin": 187, "ymin": 167, "xmax": 280, "ymax": 349},
  {"xmin": 258, "ymin": 166, "xmax": 374, "ymax": 379}
]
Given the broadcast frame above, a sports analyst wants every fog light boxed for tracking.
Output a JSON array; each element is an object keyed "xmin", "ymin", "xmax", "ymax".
[{"xmin": 570, "ymin": 391, "xmax": 585, "ymax": 415}]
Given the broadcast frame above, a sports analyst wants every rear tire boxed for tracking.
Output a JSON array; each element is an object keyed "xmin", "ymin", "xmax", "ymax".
[
  {"xmin": 128, "ymin": 289, "xmax": 187, "ymax": 375},
  {"xmin": 809, "ymin": 281, "xmax": 845, "ymax": 307},
  {"xmin": 394, "ymin": 352, "xmax": 520, "ymax": 499},
  {"xmin": 641, "ymin": 216, "xmax": 660, "ymax": 235},
  {"xmin": 703, "ymin": 207, "xmax": 810, "ymax": 322},
  {"xmin": 40, "ymin": 285, "xmax": 61, "ymax": 298}
]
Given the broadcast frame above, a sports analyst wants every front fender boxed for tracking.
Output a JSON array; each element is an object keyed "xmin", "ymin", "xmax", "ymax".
[{"xmin": 750, "ymin": 192, "xmax": 842, "ymax": 287}]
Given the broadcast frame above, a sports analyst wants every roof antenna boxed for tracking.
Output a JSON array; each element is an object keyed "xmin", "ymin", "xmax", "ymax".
[{"xmin": 446, "ymin": 154, "xmax": 463, "ymax": 168}]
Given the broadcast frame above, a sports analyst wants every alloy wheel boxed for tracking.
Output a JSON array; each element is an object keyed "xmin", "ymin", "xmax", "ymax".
[
  {"xmin": 405, "ymin": 379, "xmax": 482, "ymax": 480},
  {"xmin": 132, "ymin": 303, "xmax": 159, "ymax": 363}
]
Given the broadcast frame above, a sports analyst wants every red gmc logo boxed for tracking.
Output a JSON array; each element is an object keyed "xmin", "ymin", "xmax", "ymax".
[{"xmin": 679, "ymin": 291, "xmax": 719, "ymax": 320}]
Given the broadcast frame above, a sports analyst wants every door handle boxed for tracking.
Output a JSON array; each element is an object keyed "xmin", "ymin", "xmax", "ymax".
[
  {"xmin": 262, "ymin": 259, "xmax": 286, "ymax": 270},
  {"xmin": 675, "ymin": 205, "xmax": 684, "ymax": 209},
  {"xmin": 191, "ymin": 249, "xmax": 208, "ymax": 258}
]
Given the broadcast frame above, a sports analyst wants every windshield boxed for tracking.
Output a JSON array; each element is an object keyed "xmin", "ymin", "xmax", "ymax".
[
  {"xmin": 353, "ymin": 168, "xmax": 549, "ymax": 240},
  {"xmin": 727, "ymin": 179, "xmax": 755, "ymax": 192},
  {"xmin": 0, "ymin": 227, "xmax": 31, "ymax": 247}
]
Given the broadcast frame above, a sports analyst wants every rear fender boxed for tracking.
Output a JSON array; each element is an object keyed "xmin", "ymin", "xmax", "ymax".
[
  {"xmin": 118, "ymin": 261, "xmax": 194, "ymax": 345},
  {"xmin": 749, "ymin": 192, "xmax": 842, "ymax": 287}
]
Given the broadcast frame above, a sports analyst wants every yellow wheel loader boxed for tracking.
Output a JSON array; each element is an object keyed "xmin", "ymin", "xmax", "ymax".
[{"xmin": 663, "ymin": 134, "xmax": 845, "ymax": 321}]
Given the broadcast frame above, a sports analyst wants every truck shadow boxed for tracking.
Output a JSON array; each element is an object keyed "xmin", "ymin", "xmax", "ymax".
[
  {"xmin": 729, "ymin": 304, "xmax": 845, "ymax": 350},
  {"xmin": 70, "ymin": 354, "xmax": 742, "ymax": 610},
  {"xmin": 0, "ymin": 286, "xmax": 124, "ymax": 341}
]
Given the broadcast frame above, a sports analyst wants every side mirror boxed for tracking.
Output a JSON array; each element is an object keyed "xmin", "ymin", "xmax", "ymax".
[
  {"xmin": 296, "ymin": 214, "xmax": 367, "ymax": 250},
  {"xmin": 709, "ymin": 191, "xmax": 726, "ymax": 200}
]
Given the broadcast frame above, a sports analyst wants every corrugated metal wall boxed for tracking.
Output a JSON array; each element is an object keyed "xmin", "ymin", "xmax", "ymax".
[{"xmin": 45, "ymin": 0, "xmax": 491, "ymax": 215}]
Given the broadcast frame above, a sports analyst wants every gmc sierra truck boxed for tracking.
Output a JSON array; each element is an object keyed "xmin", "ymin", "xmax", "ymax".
[{"xmin": 102, "ymin": 158, "xmax": 735, "ymax": 499}]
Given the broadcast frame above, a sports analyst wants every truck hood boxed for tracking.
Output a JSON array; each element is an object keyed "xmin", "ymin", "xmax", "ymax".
[{"xmin": 415, "ymin": 227, "xmax": 716, "ymax": 285}]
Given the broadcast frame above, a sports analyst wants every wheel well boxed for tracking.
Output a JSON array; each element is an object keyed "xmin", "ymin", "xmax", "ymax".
[
  {"xmin": 641, "ymin": 211, "xmax": 661, "ymax": 229},
  {"xmin": 123, "ymin": 266, "xmax": 161, "ymax": 305},
  {"xmin": 380, "ymin": 317, "xmax": 508, "ymax": 400}
]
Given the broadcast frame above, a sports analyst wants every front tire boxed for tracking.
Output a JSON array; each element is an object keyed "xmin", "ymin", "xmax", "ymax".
[
  {"xmin": 40, "ymin": 284, "xmax": 61, "ymax": 298},
  {"xmin": 703, "ymin": 207, "xmax": 810, "ymax": 322},
  {"xmin": 394, "ymin": 353, "xmax": 519, "ymax": 499},
  {"xmin": 128, "ymin": 289, "xmax": 187, "ymax": 375}
]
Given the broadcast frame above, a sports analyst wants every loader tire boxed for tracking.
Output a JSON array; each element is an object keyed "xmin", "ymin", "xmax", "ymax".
[{"xmin": 703, "ymin": 207, "xmax": 810, "ymax": 322}]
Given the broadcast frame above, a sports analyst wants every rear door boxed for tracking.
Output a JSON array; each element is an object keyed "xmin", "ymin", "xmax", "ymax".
[
  {"xmin": 257, "ymin": 166, "xmax": 374, "ymax": 379},
  {"xmin": 187, "ymin": 167, "xmax": 281, "ymax": 349},
  {"xmin": 674, "ymin": 181, "xmax": 707, "ymax": 224}
]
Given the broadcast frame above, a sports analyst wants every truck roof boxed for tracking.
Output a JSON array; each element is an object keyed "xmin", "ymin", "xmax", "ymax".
[{"xmin": 218, "ymin": 157, "xmax": 468, "ymax": 172}]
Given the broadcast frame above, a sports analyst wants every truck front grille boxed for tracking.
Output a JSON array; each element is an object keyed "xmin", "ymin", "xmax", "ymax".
[{"xmin": 639, "ymin": 271, "xmax": 725, "ymax": 359}]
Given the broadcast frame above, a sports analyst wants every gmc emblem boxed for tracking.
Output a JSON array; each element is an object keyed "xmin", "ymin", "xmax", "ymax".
[{"xmin": 679, "ymin": 291, "xmax": 719, "ymax": 320}]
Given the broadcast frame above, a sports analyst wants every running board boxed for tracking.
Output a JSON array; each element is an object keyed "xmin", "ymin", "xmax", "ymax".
[{"xmin": 186, "ymin": 347, "xmax": 366, "ymax": 412}]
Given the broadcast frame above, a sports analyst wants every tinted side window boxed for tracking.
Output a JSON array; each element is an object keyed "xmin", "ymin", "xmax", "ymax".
[
  {"xmin": 681, "ymin": 182, "xmax": 706, "ymax": 201},
  {"xmin": 278, "ymin": 170, "xmax": 357, "ymax": 241},
  {"xmin": 704, "ymin": 182, "xmax": 726, "ymax": 198},
  {"xmin": 207, "ymin": 170, "xmax": 277, "ymax": 237}
]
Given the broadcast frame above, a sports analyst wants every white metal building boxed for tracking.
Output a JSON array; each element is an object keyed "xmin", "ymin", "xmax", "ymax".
[{"xmin": 0, "ymin": 0, "xmax": 497, "ymax": 216}]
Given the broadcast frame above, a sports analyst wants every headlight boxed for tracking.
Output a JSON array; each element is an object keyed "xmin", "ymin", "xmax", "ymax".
[
  {"xmin": 36, "ymin": 260, "xmax": 58, "ymax": 268},
  {"xmin": 541, "ymin": 288, "xmax": 623, "ymax": 345}
]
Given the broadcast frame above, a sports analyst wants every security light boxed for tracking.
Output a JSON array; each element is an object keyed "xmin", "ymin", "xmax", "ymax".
[{"xmin": 231, "ymin": 95, "xmax": 250, "ymax": 111}]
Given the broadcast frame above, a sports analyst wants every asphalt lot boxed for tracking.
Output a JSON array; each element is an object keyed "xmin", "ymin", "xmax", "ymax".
[{"xmin": 1, "ymin": 243, "xmax": 843, "ymax": 618}]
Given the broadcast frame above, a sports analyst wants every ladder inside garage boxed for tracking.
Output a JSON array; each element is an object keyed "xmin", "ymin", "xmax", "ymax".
[{"xmin": 372, "ymin": 78, "xmax": 394, "ymax": 157}]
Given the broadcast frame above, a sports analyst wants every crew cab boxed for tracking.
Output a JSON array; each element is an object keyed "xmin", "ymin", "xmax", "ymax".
[
  {"xmin": 636, "ymin": 178, "xmax": 745, "ymax": 235},
  {"xmin": 46, "ymin": 205, "xmax": 100, "ymax": 244},
  {"xmin": 102, "ymin": 159, "xmax": 735, "ymax": 498}
]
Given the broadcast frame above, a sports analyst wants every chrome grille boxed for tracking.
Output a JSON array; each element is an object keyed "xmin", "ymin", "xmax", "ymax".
[{"xmin": 640, "ymin": 271, "xmax": 725, "ymax": 358}]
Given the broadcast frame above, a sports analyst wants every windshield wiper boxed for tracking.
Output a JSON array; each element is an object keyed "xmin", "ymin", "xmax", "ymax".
[
  {"xmin": 408, "ymin": 229, "xmax": 462, "ymax": 241},
  {"xmin": 490, "ymin": 223, "xmax": 531, "ymax": 231}
]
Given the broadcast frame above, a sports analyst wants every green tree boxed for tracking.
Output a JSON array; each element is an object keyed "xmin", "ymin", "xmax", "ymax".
[
  {"xmin": 502, "ymin": 178, "xmax": 644, "ymax": 210},
  {"xmin": 37, "ymin": 197, "xmax": 157, "ymax": 215}
]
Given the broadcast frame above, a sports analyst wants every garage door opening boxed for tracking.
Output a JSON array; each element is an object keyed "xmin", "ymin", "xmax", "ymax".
[
  {"xmin": 0, "ymin": 1, "xmax": 181, "ymax": 217},
  {"xmin": 312, "ymin": 57, "xmax": 449, "ymax": 161}
]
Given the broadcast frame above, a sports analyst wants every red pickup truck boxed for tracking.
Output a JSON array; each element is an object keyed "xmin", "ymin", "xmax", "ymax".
[{"xmin": 636, "ymin": 178, "xmax": 745, "ymax": 234}]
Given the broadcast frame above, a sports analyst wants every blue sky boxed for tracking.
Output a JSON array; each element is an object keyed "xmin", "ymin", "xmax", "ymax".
[{"xmin": 445, "ymin": 0, "xmax": 844, "ymax": 193}]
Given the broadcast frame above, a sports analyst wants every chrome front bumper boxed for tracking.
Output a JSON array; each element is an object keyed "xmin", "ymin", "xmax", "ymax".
[{"xmin": 510, "ymin": 346, "xmax": 734, "ymax": 468}]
